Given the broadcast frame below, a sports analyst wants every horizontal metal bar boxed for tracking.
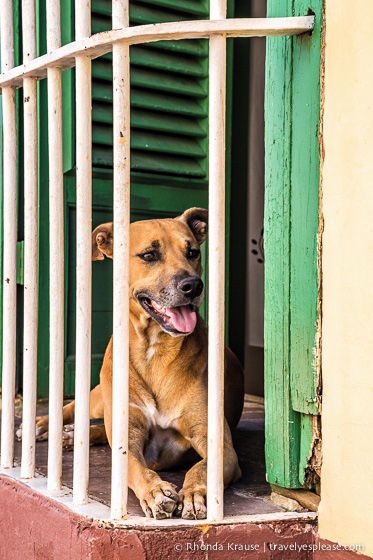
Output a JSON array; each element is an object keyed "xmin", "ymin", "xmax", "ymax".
[{"xmin": 0, "ymin": 16, "xmax": 314, "ymax": 90}]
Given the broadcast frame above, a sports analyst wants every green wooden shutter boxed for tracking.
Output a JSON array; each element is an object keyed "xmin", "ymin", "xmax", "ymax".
[
  {"xmin": 264, "ymin": 0, "xmax": 322, "ymax": 489},
  {"xmin": 91, "ymin": 0, "xmax": 209, "ymax": 179}
]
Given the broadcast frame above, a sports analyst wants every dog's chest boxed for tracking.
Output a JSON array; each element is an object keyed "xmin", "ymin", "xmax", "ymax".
[
  {"xmin": 131, "ymin": 401, "xmax": 177, "ymax": 431},
  {"xmin": 146, "ymin": 332, "xmax": 159, "ymax": 363},
  {"xmin": 131, "ymin": 401, "xmax": 186, "ymax": 469}
]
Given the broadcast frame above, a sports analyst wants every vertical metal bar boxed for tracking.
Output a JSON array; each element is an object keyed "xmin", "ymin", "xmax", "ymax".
[
  {"xmin": 46, "ymin": 0, "xmax": 64, "ymax": 491},
  {"xmin": 0, "ymin": 0, "xmax": 17, "ymax": 469},
  {"xmin": 21, "ymin": 0, "xmax": 38, "ymax": 479},
  {"xmin": 207, "ymin": 0, "xmax": 227, "ymax": 522},
  {"xmin": 73, "ymin": 0, "xmax": 92, "ymax": 505},
  {"xmin": 111, "ymin": 0, "xmax": 130, "ymax": 520}
]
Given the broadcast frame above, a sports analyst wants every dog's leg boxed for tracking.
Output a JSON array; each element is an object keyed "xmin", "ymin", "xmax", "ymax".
[
  {"xmin": 103, "ymin": 402, "xmax": 179, "ymax": 519},
  {"xmin": 176, "ymin": 417, "xmax": 241, "ymax": 520},
  {"xmin": 61, "ymin": 384, "xmax": 107, "ymax": 446},
  {"xmin": 16, "ymin": 384, "xmax": 106, "ymax": 445},
  {"xmin": 16, "ymin": 400, "xmax": 77, "ymax": 442}
]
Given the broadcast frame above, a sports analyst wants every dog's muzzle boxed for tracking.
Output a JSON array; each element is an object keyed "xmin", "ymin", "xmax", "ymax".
[{"xmin": 136, "ymin": 276, "xmax": 204, "ymax": 336}]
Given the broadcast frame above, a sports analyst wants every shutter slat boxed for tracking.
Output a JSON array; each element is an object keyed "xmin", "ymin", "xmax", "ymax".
[
  {"xmin": 132, "ymin": 0, "xmax": 208, "ymax": 18},
  {"xmin": 130, "ymin": 46, "xmax": 206, "ymax": 78},
  {"xmin": 93, "ymin": 124, "xmax": 205, "ymax": 157},
  {"xmin": 91, "ymin": 0, "xmax": 208, "ymax": 178},
  {"xmin": 93, "ymin": 146, "xmax": 206, "ymax": 177},
  {"xmin": 148, "ymin": 40, "xmax": 207, "ymax": 58},
  {"xmin": 92, "ymin": 6, "xmax": 180, "ymax": 29},
  {"xmin": 93, "ymin": 84, "xmax": 207, "ymax": 117},
  {"xmin": 93, "ymin": 104, "xmax": 206, "ymax": 138},
  {"xmin": 92, "ymin": 61, "xmax": 206, "ymax": 98},
  {"xmin": 92, "ymin": 0, "xmax": 208, "ymax": 18}
]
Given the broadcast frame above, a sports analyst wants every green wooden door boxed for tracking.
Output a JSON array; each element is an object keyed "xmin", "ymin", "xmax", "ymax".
[
  {"xmin": 32, "ymin": 0, "xmax": 233, "ymax": 397},
  {"xmin": 264, "ymin": 0, "xmax": 322, "ymax": 489}
]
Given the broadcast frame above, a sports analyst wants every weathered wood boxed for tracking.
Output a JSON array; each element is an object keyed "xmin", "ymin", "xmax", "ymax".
[
  {"xmin": 289, "ymin": 0, "xmax": 322, "ymax": 416},
  {"xmin": 0, "ymin": 17, "xmax": 315, "ymax": 90},
  {"xmin": 264, "ymin": 0, "xmax": 301, "ymax": 489},
  {"xmin": 264, "ymin": 0, "xmax": 322, "ymax": 488},
  {"xmin": 271, "ymin": 484, "xmax": 320, "ymax": 512}
]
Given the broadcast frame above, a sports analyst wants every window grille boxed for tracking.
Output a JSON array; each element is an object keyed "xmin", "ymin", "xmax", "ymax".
[{"xmin": 0, "ymin": 0, "xmax": 314, "ymax": 522}]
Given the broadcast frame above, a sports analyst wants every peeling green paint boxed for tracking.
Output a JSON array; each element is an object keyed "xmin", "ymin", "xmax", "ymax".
[{"xmin": 264, "ymin": 0, "xmax": 322, "ymax": 488}]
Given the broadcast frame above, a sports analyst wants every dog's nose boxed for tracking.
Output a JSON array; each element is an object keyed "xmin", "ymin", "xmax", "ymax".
[{"xmin": 178, "ymin": 277, "xmax": 203, "ymax": 299}]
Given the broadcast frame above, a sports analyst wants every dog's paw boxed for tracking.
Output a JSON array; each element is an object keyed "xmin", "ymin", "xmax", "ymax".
[
  {"xmin": 16, "ymin": 421, "xmax": 49, "ymax": 441},
  {"xmin": 16, "ymin": 424, "xmax": 23, "ymax": 441},
  {"xmin": 35, "ymin": 416, "xmax": 49, "ymax": 440},
  {"xmin": 62, "ymin": 424, "xmax": 74, "ymax": 449},
  {"xmin": 140, "ymin": 482, "xmax": 179, "ymax": 520},
  {"xmin": 176, "ymin": 486, "xmax": 207, "ymax": 520}
]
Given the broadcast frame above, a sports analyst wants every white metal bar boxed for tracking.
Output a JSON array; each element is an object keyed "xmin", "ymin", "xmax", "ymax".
[
  {"xmin": 0, "ymin": 0, "xmax": 17, "ymax": 469},
  {"xmin": 21, "ymin": 0, "xmax": 38, "ymax": 479},
  {"xmin": 0, "ymin": 16, "xmax": 315, "ymax": 89},
  {"xmin": 111, "ymin": 0, "xmax": 130, "ymax": 520},
  {"xmin": 73, "ymin": 0, "xmax": 92, "ymax": 505},
  {"xmin": 46, "ymin": 0, "xmax": 64, "ymax": 491},
  {"xmin": 207, "ymin": 0, "xmax": 227, "ymax": 523}
]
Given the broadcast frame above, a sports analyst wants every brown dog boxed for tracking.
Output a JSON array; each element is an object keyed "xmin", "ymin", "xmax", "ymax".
[{"xmin": 19, "ymin": 208, "xmax": 244, "ymax": 519}]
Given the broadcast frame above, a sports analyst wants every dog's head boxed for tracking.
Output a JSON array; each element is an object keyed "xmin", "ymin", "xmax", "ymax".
[{"xmin": 92, "ymin": 207, "xmax": 208, "ymax": 337}]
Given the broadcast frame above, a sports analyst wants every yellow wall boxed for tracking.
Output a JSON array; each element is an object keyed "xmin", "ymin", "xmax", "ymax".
[{"xmin": 319, "ymin": 1, "xmax": 373, "ymax": 556}]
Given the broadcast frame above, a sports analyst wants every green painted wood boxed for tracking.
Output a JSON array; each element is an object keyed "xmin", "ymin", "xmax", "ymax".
[
  {"xmin": 93, "ymin": 85, "xmax": 207, "ymax": 117},
  {"xmin": 264, "ymin": 0, "xmax": 322, "ymax": 488},
  {"xmin": 92, "ymin": 62, "xmax": 207, "ymax": 98},
  {"xmin": 264, "ymin": 0, "xmax": 301, "ymax": 488},
  {"xmin": 93, "ymin": 125, "xmax": 205, "ymax": 157},
  {"xmin": 130, "ymin": 46, "xmax": 207, "ymax": 78},
  {"xmin": 133, "ymin": 0, "xmax": 209, "ymax": 17},
  {"xmin": 298, "ymin": 413, "xmax": 313, "ymax": 486},
  {"xmin": 92, "ymin": 0, "xmax": 208, "ymax": 18},
  {"xmin": 145, "ymin": 40, "xmax": 208, "ymax": 58},
  {"xmin": 93, "ymin": 104, "xmax": 206, "ymax": 138},
  {"xmin": 61, "ymin": 0, "xmax": 75, "ymax": 173},
  {"xmin": 16, "ymin": 241, "xmax": 24, "ymax": 285},
  {"xmin": 92, "ymin": 147, "xmax": 206, "ymax": 177},
  {"xmin": 91, "ymin": 0, "xmax": 209, "ymax": 181},
  {"xmin": 289, "ymin": 0, "xmax": 321, "ymax": 416}
]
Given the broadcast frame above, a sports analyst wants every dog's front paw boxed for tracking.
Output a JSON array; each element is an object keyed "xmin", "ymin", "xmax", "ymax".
[
  {"xmin": 35, "ymin": 416, "xmax": 49, "ymax": 440},
  {"xmin": 62, "ymin": 424, "xmax": 74, "ymax": 449},
  {"xmin": 15, "ymin": 424, "xmax": 23, "ymax": 441},
  {"xmin": 140, "ymin": 482, "xmax": 179, "ymax": 519},
  {"xmin": 176, "ymin": 485, "xmax": 207, "ymax": 520},
  {"xmin": 16, "ymin": 418, "xmax": 49, "ymax": 441}
]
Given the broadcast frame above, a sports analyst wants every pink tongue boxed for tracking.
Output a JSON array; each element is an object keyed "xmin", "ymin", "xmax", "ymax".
[{"xmin": 165, "ymin": 306, "xmax": 197, "ymax": 333}]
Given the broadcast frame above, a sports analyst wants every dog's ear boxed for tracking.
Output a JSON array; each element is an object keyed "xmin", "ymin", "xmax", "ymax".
[
  {"xmin": 177, "ymin": 207, "xmax": 208, "ymax": 246},
  {"xmin": 92, "ymin": 222, "xmax": 113, "ymax": 260}
]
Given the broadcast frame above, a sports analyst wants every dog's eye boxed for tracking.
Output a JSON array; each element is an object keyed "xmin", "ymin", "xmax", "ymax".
[
  {"xmin": 187, "ymin": 248, "xmax": 200, "ymax": 259},
  {"xmin": 139, "ymin": 252, "xmax": 157, "ymax": 262}
]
